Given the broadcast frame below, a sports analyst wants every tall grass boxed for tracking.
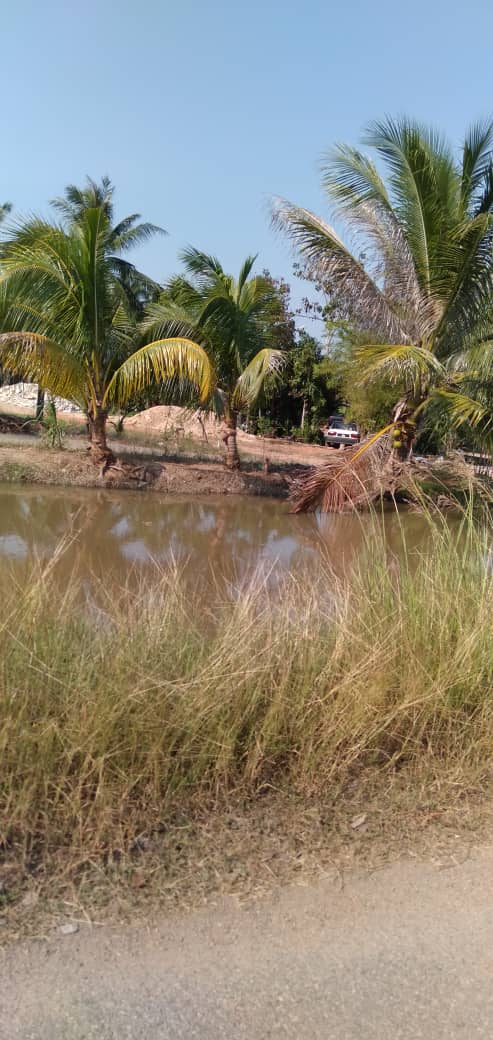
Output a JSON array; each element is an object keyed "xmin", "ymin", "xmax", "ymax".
[{"xmin": 1, "ymin": 509, "xmax": 492, "ymax": 871}]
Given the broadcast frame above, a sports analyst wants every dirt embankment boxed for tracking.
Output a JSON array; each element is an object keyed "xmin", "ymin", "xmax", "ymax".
[
  {"xmin": 124, "ymin": 405, "xmax": 331, "ymax": 466},
  {"xmin": 0, "ymin": 401, "xmax": 333, "ymax": 465},
  {"xmin": 0, "ymin": 402, "xmax": 329, "ymax": 496},
  {"xmin": 0, "ymin": 443, "xmax": 297, "ymax": 497}
]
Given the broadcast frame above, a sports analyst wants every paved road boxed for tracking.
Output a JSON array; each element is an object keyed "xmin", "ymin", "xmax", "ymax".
[{"xmin": 2, "ymin": 849, "xmax": 493, "ymax": 1039}]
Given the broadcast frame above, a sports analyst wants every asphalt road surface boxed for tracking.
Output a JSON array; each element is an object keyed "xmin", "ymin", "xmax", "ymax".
[{"xmin": 2, "ymin": 849, "xmax": 493, "ymax": 1039}]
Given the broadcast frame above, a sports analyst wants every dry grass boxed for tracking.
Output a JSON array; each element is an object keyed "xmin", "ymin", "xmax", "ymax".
[{"xmin": 1, "ymin": 509, "xmax": 493, "ymax": 921}]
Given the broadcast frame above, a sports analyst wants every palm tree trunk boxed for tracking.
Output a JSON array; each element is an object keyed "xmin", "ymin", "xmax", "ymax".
[
  {"xmin": 391, "ymin": 398, "xmax": 416, "ymax": 462},
  {"xmin": 223, "ymin": 413, "xmax": 240, "ymax": 470},
  {"xmin": 87, "ymin": 405, "xmax": 116, "ymax": 474}
]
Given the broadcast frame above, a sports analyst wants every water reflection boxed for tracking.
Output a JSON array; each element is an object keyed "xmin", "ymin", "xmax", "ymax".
[{"xmin": 0, "ymin": 483, "xmax": 439, "ymax": 597}]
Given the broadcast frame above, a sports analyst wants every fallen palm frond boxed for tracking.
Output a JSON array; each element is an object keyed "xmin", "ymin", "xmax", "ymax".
[
  {"xmin": 291, "ymin": 425, "xmax": 493, "ymax": 513},
  {"xmin": 290, "ymin": 429, "xmax": 393, "ymax": 512}
]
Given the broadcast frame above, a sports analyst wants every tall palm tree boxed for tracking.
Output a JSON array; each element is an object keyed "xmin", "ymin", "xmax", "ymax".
[
  {"xmin": 273, "ymin": 117, "xmax": 493, "ymax": 509},
  {"xmin": 142, "ymin": 249, "xmax": 285, "ymax": 468},
  {"xmin": 0, "ymin": 209, "xmax": 212, "ymax": 472}
]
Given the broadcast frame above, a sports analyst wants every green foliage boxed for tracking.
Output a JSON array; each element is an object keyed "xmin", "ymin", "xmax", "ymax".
[
  {"xmin": 253, "ymin": 415, "xmax": 270, "ymax": 436},
  {"xmin": 333, "ymin": 343, "xmax": 401, "ymax": 432},
  {"xmin": 264, "ymin": 330, "xmax": 344, "ymax": 432},
  {"xmin": 0, "ymin": 189, "xmax": 210, "ymax": 459},
  {"xmin": 42, "ymin": 399, "xmax": 65, "ymax": 449},
  {"xmin": 51, "ymin": 176, "xmax": 164, "ymax": 315},
  {"xmin": 143, "ymin": 249, "xmax": 286, "ymax": 415},
  {"xmin": 274, "ymin": 117, "xmax": 493, "ymax": 448},
  {"xmin": 141, "ymin": 250, "xmax": 288, "ymax": 465}
]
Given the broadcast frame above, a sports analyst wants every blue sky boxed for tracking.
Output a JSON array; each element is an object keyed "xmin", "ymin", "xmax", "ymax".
[{"xmin": 3, "ymin": 0, "xmax": 493, "ymax": 317}]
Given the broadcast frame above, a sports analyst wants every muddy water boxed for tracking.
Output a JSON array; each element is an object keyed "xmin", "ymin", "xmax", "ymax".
[{"xmin": 0, "ymin": 483, "xmax": 441, "ymax": 601}]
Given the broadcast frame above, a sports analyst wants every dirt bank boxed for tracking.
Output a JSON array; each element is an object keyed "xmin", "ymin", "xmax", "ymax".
[
  {"xmin": 0, "ymin": 442, "xmax": 298, "ymax": 497},
  {"xmin": 0, "ymin": 400, "xmax": 334, "ymax": 466}
]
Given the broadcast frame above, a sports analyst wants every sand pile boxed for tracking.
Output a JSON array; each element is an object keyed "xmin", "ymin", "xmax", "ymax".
[
  {"xmin": 124, "ymin": 406, "xmax": 224, "ymax": 441},
  {"xmin": 0, "ymin": 382, "xmax": 81, "ymax": 413}
]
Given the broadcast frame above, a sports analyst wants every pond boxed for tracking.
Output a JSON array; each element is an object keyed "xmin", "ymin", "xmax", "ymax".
[{"xmin": 0, "ymin": 483, "xmax": 442, "ymax": 600}]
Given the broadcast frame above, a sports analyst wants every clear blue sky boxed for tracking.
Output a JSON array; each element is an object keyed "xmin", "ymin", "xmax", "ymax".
[{"xmin": 3, "ymin": 0, "xmax": 493, "ymax": 313}]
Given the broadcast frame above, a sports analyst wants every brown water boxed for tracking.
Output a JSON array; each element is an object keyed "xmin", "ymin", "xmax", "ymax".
[{"xmin": 0, "ymin": 483, "xmax": 440, "ymax": 598}]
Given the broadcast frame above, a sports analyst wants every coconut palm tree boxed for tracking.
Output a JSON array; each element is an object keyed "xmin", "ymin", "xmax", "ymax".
[
  {"xmin": 273, "ymin": 117, "xmax": 493, "ymax": 509},
  {"xmin": 141, "ymin": 249, "xmax": 285, "ymax": 468},
  {"xmin": 0, "ymin": 209, "xmax": 212, "ymax": 472}
]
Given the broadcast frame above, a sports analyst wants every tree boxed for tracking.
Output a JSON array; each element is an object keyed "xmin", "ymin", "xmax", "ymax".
[
  {"xmin": 142, "ymin": 249, "xmax": 286, "ymax": 468},
  {"xmin": 273, "ymin": 117, "xmax": 493, "ymax": 509},
  {"xmin": 290, "ymin": 332, "xmax": 333, "ymax": 429},
  {"xmin": 263, "ymin": 331, "xmax": 342, "ymax": 435},
  {"xmin": 0, "ymin": 207, "xmax": 211, "ymax": 472}
]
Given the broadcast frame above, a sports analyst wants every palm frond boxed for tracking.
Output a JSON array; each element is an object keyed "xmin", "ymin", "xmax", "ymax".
[
  {"xmin": 154, "ymin": 252, "xmax": 281, "ymax": 383},
  {"xmin": 355, "ymin": 342, "xmax": 446, "ymax": 390},
  {"xmin": 236, "ymin": 255, "xmax": 258, "ymax": 295},
  {"xmin": 363, "ymin": 117, "xmax": 462, "ymax": 293},
  {"xmin": 51, "ymin": 176, "xmax": 115, "ymax": 223},
  {"xmin": 111, "ymin": 220, "xmax": 166, "ymax": 252},
  {"xmin": 319, "ymin": 146, "xmax": 438, "ymax": 337},
  {"xmin": 432, "ymin": 387, "xmax": 493, "ymax": 429},
  {"xmin": 461, "ymin": 120, "xmax": 493, "ymax": 208},
  {"xmin": 105, "ymin": 337, "xmax": 213, "ymax": 408},
  {"xmin": 291, "ymin": 430, "xmax": 393, "ymax": 513},
  {"xmin": 323, "ymin": 144, "xmax": 392, "ymax": 211},
  {"xmin": 434, "ymin": 213, "xmax": 493, "ymax": 353},
  {"xmin": 233, "ymin": 348, "xmax": 286, "ymax": 409},
  {"xmin": 140, "ymin": 298, "xmax": 201, "ymax": 343},
  {"xmin": 0, "ymin": 332, "xmax": 87, "ymax": 405},
  {"xmin": 178, "ymin": 247, "xmax": 225, "ymax": 282},
  {"xmin": 474, "ymin": 165, "xmax": 493, "ymax": 215},
  {"xmin": 109, "ymin": 255, "xmax": 161, "ymax": 288},
  {"xmin": 272, "ymin": 198, "xmax": 411, "ymax": 341}
]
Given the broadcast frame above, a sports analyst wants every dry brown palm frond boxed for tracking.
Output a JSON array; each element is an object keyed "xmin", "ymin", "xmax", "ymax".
[{"xmin": 290, "ymin": 432, "xmax": 393, "ymax": 513}]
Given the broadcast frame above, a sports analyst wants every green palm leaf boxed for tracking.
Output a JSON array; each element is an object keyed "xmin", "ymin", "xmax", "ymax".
[
  {"xmin": 143, "ymin": 250, "xmax": 288, "ymax": 467},
  {"xmin": 140, "ymin": 299, "xmax": 199, "ymax": 343},
  {"xmin": 105, "ymin": 337, "xmax": 213, "ymax": 408},
  {"xmin": 355, "ymin": 342, "xmax": 446, "ymax": 390},
  {"xmin": 233, "ymin": 348, "xmax": 286, "ymax": 410},
  {"xmin": 0, "ymin": 332, "xmax": 87, "ymax": 405},
  {"xmin": 461, "ymin": 120, "xmax": 493, "ymax": 208},
  {"xmin": 432, "ymin": 388, "xmax": 493, "ymax": 429}
]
